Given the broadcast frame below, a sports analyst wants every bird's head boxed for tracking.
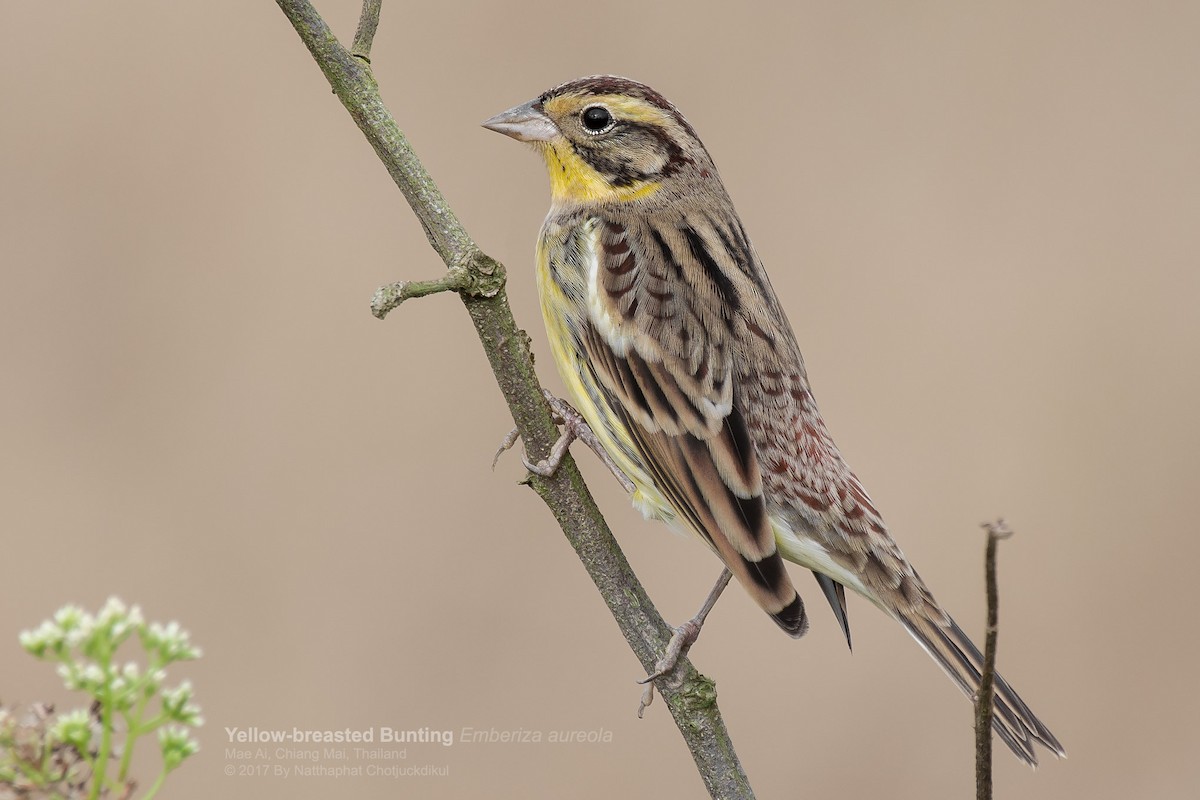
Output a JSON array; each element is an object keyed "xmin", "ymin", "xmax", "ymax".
[{"xmin": 483, "ymin": 76, "xmax": 717, "ymax": 208}]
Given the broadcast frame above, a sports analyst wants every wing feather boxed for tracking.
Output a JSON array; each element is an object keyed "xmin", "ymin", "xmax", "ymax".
[{"xmin": 579, "ymin": 216, "xmax": 806, "ymax": 635}]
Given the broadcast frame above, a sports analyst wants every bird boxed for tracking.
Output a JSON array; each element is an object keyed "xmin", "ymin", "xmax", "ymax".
[{"xmin": 482, "ymin": 75, "xmax": 1064, "ymax": 766}]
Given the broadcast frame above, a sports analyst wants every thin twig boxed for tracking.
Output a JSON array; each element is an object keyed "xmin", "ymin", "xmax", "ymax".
[
  {"xmin": 370, "ymin": 269, "xmax": 473, "ymax": 318},
  {"xmin": 976, "ymin": 519, "xmax": 1013, "ymax": 800},
  {"xmin": 273, "ymin": 2, "xmax": 755, "ymax": 797},
  {"xmin": 351, "ymin": 0, "xmax": 382, "ymax": 62}
]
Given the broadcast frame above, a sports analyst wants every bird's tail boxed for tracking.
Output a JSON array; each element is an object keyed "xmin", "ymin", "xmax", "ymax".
[{"xmin": 897, "ymin": 608, "xmax": 1065, "ymax": 766}]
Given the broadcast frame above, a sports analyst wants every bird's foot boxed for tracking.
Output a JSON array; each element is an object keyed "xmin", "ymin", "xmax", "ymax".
[
  {"xmin": 494, "ymin": 390, "xmax": 634, "ymax": 491},
  {"xmin": 637, "ymin": 569, "xmax": 732, "ymax": 717},
  {"xmin": 637, "ymin": 618, "xmax": 703, "ymax": 717}
]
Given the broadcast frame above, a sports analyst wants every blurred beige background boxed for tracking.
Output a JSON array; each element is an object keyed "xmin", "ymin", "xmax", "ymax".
[{"xmin": 2, "ymin": 1, "xmax": 1197, "ymax": 798}]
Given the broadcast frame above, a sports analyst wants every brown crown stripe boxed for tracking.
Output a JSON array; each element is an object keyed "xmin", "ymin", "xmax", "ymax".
[{"xmin": 542, "ymin": 75, "xmax": 701, "ymax": 140}]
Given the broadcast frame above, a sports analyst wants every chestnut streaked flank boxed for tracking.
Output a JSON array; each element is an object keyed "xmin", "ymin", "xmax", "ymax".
[{"xmin": 484, "ymin": 75, "xmax": 1064, "ymax": 765}]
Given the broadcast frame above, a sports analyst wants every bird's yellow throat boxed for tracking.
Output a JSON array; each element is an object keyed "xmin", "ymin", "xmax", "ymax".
[{"xmin": 539, "ymin": 142, "xmax": 661, "ymax": 205}]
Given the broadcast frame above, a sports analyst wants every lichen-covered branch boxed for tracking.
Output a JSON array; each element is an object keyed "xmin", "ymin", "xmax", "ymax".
[
  {"xmin": 350, "ymin": 0, "xmax": 381, "ymax": 61},
  {"xmin": 273, "ymin": 2, "xmax": 755, "ymax": 797},
  {"xmin": 976, "ymin": 519, "xmax": 1013, "ymax": 800},
  {"xmin": 370, "ymin": 267, "xmax": 499, "ymax": 318}
]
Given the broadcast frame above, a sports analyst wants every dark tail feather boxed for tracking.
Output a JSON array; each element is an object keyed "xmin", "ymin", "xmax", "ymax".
[
  {"xmin": 898, "ymin": 612, "xmax": 1066, "ymax": 766},
  {"xmin": 813, "ymin": 572, "xmax": 852, "ymax": 650},
  {"xmin": 769, "ymin": 591, "xmax": 809, "ymax": 638}
]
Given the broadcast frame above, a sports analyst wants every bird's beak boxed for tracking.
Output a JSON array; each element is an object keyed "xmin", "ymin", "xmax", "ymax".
[{"xmin": 482, "ymin": 100, "xmax": 558, "ymax": 143}]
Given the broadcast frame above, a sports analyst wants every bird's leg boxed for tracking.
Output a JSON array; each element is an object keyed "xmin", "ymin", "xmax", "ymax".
[
  {"xmin": 638, "ymin": 569, "xmax": 733, "ymax": 717},
  {"xmin": 525, "ymin": 390, "xmax": 633, "ymax": 489},
  {"xmin": 494, "ymin": 389, "xmax": 635, "ymax": 493}
]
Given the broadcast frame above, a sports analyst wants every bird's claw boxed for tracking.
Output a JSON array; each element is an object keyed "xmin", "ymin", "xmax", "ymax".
[
  {"xmin": 493, "ymin": 390, "xmax": 634, "ymax": 491},
  {"xmin": 636, "ymin": 619, "xmax": 703, "ymax": 717},
  {"xmin": 638, "ymin": 620, "xmax": 701, "ymax": 685},
  {"xmin": 521, "ymin": 454, "xmax": 560, "ymax": 477},
  {"xmin": 492, "ymin": 427, "xmax": 521, "ymax": 470}
]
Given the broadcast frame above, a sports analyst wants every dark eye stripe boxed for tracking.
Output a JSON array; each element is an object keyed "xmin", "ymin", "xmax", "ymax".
[{"xmin": 570, "ymin": 121, "xmax": 693, "ymax": 187}]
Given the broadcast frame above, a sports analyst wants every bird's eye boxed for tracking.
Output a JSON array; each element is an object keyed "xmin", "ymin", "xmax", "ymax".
[{"xmin": 580, "ymin": 105, "xmax": 614, "ymax": 134}]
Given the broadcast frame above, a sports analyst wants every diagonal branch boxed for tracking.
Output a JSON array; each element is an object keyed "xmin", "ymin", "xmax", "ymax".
[{"xmin": 273, "ymin": 2, "xmax": 756, "ymax": 797}]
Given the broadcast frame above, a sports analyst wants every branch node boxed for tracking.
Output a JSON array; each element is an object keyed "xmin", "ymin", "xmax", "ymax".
[
  {"xmin": 981, "ymin": 518, "xmax": 1014, "ymax": 542},
  {"xmin": 459, "ymin": 251, "xmax": 506, "ymax": 298},
  {"xmin": 372, "ymin": 251, "xmax": 507, "ymax": 320},
  {"xmin": 676, "ymin": 672, "xmax": 719, "ymax": 715},
  {"xmin": 350, "ymin": 0, "xmax": 382, "ymax": 62}
]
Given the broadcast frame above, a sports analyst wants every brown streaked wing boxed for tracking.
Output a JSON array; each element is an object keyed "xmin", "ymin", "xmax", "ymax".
[{"xmin": 580, "ymin": 216, "xmax": 806, "ymax": 635}]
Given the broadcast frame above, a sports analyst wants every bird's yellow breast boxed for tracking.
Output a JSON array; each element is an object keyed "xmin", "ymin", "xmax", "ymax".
[{"xmin": 534, "ymin": 218, "xmax": 679, "ymax": 529}]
